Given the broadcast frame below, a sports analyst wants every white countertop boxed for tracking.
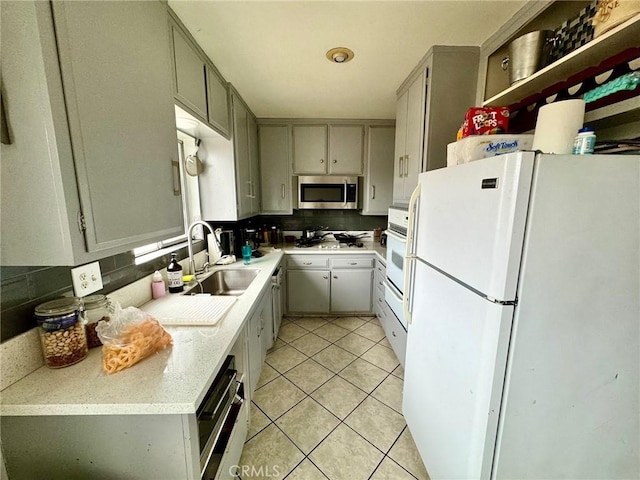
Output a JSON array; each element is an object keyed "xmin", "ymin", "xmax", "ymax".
[
  {"xmin": 0, "ymin": 251, "xmax": 284, "ymax": 417},
  {"xmin": 0, "ymin": 244, "xmax": 387, "ymax": 417}
]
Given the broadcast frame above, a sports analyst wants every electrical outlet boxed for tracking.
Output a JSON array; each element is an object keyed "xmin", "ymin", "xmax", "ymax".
[{"xmin": 71, "ymin": 261, "xmax": 103, "ymax": 297}]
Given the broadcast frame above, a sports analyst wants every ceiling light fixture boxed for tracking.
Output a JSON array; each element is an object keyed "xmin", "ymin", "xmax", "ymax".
[{"xmin": 326, "ymin": 47, "xmax": 354, "ymax": 64}]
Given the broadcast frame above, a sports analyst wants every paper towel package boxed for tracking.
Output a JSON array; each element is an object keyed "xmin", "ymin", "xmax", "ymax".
[{"xmin": 447, "ymin": 134, "xmax": 534, "ymax": 166}]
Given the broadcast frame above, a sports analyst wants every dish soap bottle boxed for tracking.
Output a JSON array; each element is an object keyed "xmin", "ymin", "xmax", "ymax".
[
  {"xmin": 151, "ymin": 270, "xmax": 166, "ymax": 299},
  {"xmin": 167, "ymin": 254, "xmax": 184, "ymax": 293}
]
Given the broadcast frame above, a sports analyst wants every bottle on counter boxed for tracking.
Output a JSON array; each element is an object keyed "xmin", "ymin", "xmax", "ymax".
[
  {"xmin": 167, "ymin": 253, "xmax": 184, "ymax": 293},
  {"xmin": 572, "ymin": 127, "xmax": 596, "ymax": 155},
  {"xmin": 151, "ymin": 270, "xmax": 166, "ymax": 299}
]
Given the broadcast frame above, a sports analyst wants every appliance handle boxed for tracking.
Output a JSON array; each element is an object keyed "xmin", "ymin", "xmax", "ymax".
[
  {"xmin": 385, "ymin": 229, "xmax": 407, "ymax": 242},
  {"xmin": 403, "ymin": 183, "xmax": 421, "ymax": 325},
  {"xmin": 343, "ymin": 179, "xmax": 348, "ymax": 206}
]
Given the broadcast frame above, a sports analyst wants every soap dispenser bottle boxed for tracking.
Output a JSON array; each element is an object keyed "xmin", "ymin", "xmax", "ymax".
[
  {"xmin": 167, "ymin": 254, "xmax": 184, "ymax": 293},
  {"xmin": 151, "ymin": 271, "xmax": 166, "ymax": 299}
]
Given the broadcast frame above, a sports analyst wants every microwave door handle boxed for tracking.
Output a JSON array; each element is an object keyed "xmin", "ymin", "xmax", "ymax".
[{"xmin": 343, "ymin": 179, "xmax": 347, "ymax": 206}]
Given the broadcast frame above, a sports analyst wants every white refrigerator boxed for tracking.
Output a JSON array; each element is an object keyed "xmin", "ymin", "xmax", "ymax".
[{"xmin": 402, "ymin": 152, "xmax": 639, "ymax": 479}]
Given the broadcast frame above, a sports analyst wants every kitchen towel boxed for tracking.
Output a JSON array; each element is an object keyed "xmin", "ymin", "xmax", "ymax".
[{"xmin": 532, "ymin": 99, "xmax": 585, "ymax": 154}]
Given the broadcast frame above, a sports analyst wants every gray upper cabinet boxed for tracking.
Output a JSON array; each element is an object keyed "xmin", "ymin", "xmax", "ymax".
[
  {"xmin": 169, "ymin": 12, "xmax": 230, "ymax": 139},
  {"xmin": 259, "ymin": 125, "xmax": 292, "ymax": 214},
  {"xmin": 206, "ymin": 66, "xmax": 230, "ymax": 137},
  {"xmin": 362, "ymin": 125, "xmax": 395, "ymax": 215},
  {"xmin": 292, "ymin": 123, "xmax": 364, "ymax": 175},
  {"xmin": 231, "ymin": 91, "xmax": 260, "ymax": 219},
  {"xmin": 292, "ymin": 125, "xmax": 328, "ymax": 174},
  {"xmin": 1, "ymin": 1, "xmax": 183, "ymax": 266},
  {"xmin": 328, "ymin": 125, "xmax": 364, "ymax": 175},
  {"xmin": 171, "ymin": 24, "xmax": 207, "ymax": 119}
]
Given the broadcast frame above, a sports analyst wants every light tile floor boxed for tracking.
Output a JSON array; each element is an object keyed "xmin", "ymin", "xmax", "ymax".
[{"xmin": 238, "ymin": 315, "xmax": 430, "ymax": 480}]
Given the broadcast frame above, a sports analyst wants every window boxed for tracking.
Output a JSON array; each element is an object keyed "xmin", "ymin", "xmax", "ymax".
[{"xmin": 133, "ymin": 131, "xmax": 202, "ymax": 263}]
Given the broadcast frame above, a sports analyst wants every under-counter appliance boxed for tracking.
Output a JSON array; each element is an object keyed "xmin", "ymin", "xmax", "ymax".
[
  {"xmin": 198, "ymin": 355, "xmax": 244, "ymax": 479},
  {"xmin": 385, "ymin": 206, "xmax": 409, "ymax": 329},
  {"xmin": 298, "ymin": 175, "xmax": 358, "ymax": 209},
  {"xmin": 402, "ymin": 152, "xmax": 639, "ymax": 479}
]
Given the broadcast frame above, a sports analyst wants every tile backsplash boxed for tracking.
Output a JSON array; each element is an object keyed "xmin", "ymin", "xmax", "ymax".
[
  {"xmin": 0, "ymin": 243, "xmax": 202, "ymax": 344},
  {"xmin": 255, "ymin": 210, "xmax": 387, "ymax": 233}
]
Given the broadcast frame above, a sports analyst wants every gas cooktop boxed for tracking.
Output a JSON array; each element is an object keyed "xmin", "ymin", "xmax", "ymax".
[{"xmin": 295, "ymin": 240, "xmax": 366, "ymax": 249}]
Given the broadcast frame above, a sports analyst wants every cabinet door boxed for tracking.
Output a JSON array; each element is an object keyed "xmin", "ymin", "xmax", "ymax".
[
  {"xmin": 52, "ymin": 1, "xmax": 183, "ymax": 253},
  {"xmin": 247, "ymin": 113, "xmax": 261, "ymax": 215},
  {"xmin": 260, "ymin": 287, "xmax": 274, "ymax": 352},
  {"xmin": 259, "ymin": 125, "xmax": 292, "ymax": 214},
  {"xmin": 287, "ymin": 270, "xmax": 330, "ymax": 313},
  {"xmin": 206, "ymin": 65, "xmax": 230, "ymax": 138},
  {"xmin": 403, "ymin": 72, "xmax": 426, "ymax": 199},
  {"xmin": 232, "ymin": 95, "xmax": 252, "ymax": 218},
  {"xmin": 331, "ymin": 269, "xmax": 373, "ymax": 313},
  {"xmin": 393, "ymin": 91, "xmax": 408, "ymax": 204},
  {"xmin": 328, "ymin": 125, "xmax": 364, "ymax": 174},
  {"xmin": 171, "ymin": 24, "xmax": 207, "ymax": 120},
  {"xmin": 292, "ymin": 125, "xmax": 327, "ymax": 174},
  {"xmin": 247, "ymin": 311, "xmax": 263, "ymax": 394},
  {"xmin": 362, "ymin": 125, "xmax": 395, "ymax": 215}
]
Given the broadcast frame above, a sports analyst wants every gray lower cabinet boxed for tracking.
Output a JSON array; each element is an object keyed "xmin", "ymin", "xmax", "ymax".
[
  {"xmin": 286, "ymin": 255, "xmax": 374, "ymax": 314},
  {"xmin": 248, "ymin": 287, "xmax": 272, "ymax": 394},
  {"xmin": 1, "ymin": 0, "xmax": 183, "ymax": 265},
  {"xmin": 287, "ymin": 269, "xmax": 331, "ymax": 313},
  {"xmin": 330, "ymin": 269, "xmax": 373, "ymax": 312}
]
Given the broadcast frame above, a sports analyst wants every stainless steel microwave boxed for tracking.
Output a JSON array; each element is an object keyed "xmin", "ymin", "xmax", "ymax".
[{"xmin": 298, "ymin": 175, "xmax": 358, "ymax": 209}]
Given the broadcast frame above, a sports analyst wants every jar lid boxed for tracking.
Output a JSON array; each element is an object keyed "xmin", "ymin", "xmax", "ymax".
[
  {"xmin": 83, "ymin": 294, "xmax": 108, "ymax": 309},
  {"xmin": 578, "ymin": 127, "xmax": 595, "ymax": 133},
  {"xmin": 34, "ymin": 297, "xmax": 81, "ymax": 316}
]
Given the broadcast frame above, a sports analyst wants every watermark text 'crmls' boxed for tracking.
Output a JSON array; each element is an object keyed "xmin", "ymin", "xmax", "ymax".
[{"xmin": 230, "ymin": 464, "xmax": 281, "ymax": 478}]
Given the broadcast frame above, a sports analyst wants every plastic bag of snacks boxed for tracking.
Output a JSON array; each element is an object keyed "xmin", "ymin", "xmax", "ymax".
[
  {"xmin": 457, "ymin": 107, "xmax": 510, "ymax": 139},
  {"xmin": 96, "ymin": 304, "xmax": 172, "ymax": 374}
]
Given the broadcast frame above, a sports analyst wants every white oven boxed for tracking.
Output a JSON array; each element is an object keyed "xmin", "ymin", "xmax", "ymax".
[{"xmin": 385, "ymin": 207, "xmax": 409, "ymax": 329}]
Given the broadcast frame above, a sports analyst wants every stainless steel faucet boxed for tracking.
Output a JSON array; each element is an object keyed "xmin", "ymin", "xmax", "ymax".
[{"xmin": 187, "ymin": 220, "xmax": 215, "ymax": 276}]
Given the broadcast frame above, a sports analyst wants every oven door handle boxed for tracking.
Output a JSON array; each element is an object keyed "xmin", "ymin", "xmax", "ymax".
[
  {"xmin": 385, "ymin": 229, "xmax": 406, "ymax": 242},
  {"xmin": 201, "ymin": 370, "xmax": 237, "ymax": 418}
]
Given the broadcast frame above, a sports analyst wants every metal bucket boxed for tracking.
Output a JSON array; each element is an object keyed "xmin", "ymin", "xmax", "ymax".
[{"xmin": 505, "ymin": 30, "xmax": 554, "ymax": 84}]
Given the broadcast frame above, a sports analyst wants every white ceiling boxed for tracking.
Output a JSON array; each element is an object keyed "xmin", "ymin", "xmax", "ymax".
[{"xmin": 169, "ymin": 1, "xmax": 526, "ymax": 119}]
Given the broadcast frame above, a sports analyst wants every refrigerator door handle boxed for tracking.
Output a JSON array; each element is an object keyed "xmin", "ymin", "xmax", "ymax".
[
  {"xmin": 406, "ymin": 183, "xmax": 420, "ymax": 257},
  {"xmin": 403, "ymin": 183, "xmax": 421, "ymax": 324},
  {"xmin": 403, "ymin": 255, "xmax": 416, "ymax": 324}
]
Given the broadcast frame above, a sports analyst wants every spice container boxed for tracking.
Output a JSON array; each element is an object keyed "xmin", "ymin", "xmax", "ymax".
[
  {"xmin": 83, "ymin": 294, "xmax": 111, "ymax": 348},
  {"xmin": 34, "ymin": 298, "xmax": 88, "ymax": 368},
  {"xmin": 572, "ymin": 127, "xmax": 596, "ymax": 154}
]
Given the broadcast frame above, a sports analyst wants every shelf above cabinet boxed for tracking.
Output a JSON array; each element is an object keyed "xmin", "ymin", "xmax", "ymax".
[{"xmin": 483, "ymin": 14, "xmax": 640, "ymax": 107}]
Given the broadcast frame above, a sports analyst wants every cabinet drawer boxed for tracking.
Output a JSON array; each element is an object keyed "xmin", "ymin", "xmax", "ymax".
[
  {"xmin": 330, "ymin": 257, "xmax": 374, "ymax": 269},
  {"xmin": 287, "ymin": 256, "xmax": 329, "ymax": 268},
  {"xmin": 381, "ymin": 302, "xmax": 407, "ymax": 368},
  {"xmin": 375, "ymin": 260, "xmax": 386, "ymax": 277}
]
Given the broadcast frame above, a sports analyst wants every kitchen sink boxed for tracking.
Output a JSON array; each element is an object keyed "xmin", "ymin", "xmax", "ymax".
[{"xmin": 185, "ymin": 269, "xmax": 260, "ymax": 296}]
